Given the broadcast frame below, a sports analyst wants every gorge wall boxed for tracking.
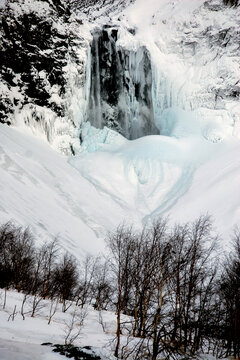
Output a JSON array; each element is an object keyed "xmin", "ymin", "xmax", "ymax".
[{"xmin": 0, "ymin": 0, "xmax": 239, "ymax": 153}]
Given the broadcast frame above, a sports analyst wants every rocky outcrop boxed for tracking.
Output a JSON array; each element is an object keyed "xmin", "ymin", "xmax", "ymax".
[
  {"xmin": 0, "ymin": 0, "xmax": 90, "ymax": 153},
  {"xmin": 0, "ymin": 0, "xmax": 69, "ymax": 123}
]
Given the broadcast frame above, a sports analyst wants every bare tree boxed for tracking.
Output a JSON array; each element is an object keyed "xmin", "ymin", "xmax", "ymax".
[
  {"xmin": 106, "ymin": 216, "xmax": 219, "ymax": 360},
  {"xmin": 75, "ymin": 254, "xmax": 97, "ymax": 308},
  {"xmin": 64, "ymin": 305, "xmax": 87, "ymax": 345},
  {"xmin": 0, "ymin": 222, "xmax": 35, "ymax": 292},
  {"xmin": 21, "ymin": 293, "xmax": 29, "ymax": 320},
  {"xmin": 218, "ymin": 228, "xmax": 240, "ymax": 359},
  {"xmin": 92, "ymin": 259, "xmax": 113, "ymax": 311},
  {"xmin": 107, "ymin": 224, "xmax": 137, "ymax": 358},
  {"xmin": 48, "ymin": 298, "xmax": 59, "ymax": 325},
  {"xmin": 8, "ymin": 305, "xmax": 17, "ymax": 321},
  {"xmin": 52, "ymin": 252, "xmax": 78, "ymax": 312},
  {"xmin": 41, "ymin": 239, "xmax": 59, "ymax": 299}
]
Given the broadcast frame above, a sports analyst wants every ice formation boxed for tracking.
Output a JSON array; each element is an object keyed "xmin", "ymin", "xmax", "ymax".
[
  {"xmin": 0, "ymin": 0, "xmax": 239, "ymax": 151},
  {"xmin": 87, "ymin": 26, "xmax": 159, "ymax": 139}
]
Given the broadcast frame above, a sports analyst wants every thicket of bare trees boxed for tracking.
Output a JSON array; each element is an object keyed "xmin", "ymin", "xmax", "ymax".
[
  {"xmin": 0, "ymin": 222, "xmax": 80, "ymax": 307},
  {"xmin": 106, "ymin": 217, "xmax": 240, "ymax": 360},
  {"xmin": 216, "ymin": 230, "xmax": 240, "ymax": 359},
  {"xmin": 0, "ymin": 218, "xmax": 239, "ymax": 359}
]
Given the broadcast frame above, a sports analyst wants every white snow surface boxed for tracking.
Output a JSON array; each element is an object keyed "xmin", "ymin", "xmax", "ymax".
[
  {"xmin": 0, "ymin": 117, "xmax": 239, "ymax": 254},
  {"xmin": 0, "ymin": 289, "xmax": 117, "ymax": 360}
]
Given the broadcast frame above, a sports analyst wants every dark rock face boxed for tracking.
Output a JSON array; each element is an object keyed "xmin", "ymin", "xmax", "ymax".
[
  {"xmin": 1, "ymin": 0, "xmax": 238, "ymax": 148},
  {"xmin": 0, "ymin": 0, "xmax": 69, "ymax": 124},
  {"xmin": 87, "ymin": 27, "xmax": 159, "ymax": 139},
  {"xmin": 0, "ymin": 1, "xmax": 158, "ymax": 142}
]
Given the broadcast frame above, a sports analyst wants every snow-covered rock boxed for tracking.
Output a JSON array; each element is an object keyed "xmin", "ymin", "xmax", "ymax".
[{"xmin": 1, "ymin": 0, "xmax": 239, "ymax": 152}]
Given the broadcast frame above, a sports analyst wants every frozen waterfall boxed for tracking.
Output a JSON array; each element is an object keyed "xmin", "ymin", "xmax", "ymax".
[{"xmin": 86, "ymin": 26, "xmax": 159, "ymax": 139}]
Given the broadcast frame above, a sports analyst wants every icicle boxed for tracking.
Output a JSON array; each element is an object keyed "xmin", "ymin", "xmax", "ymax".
[{"xmin": 83, "ymin": 45, "xmax": 92, "ymax": 123}]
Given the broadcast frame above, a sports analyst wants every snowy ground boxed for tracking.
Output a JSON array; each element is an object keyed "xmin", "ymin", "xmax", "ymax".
[
  {"xmin": 0, "ymin": 339, "xmax": 64, "ymax": 360},
  {"xmin": 0, "ymin": 289, "xmax": 117, "ymax": 360}
]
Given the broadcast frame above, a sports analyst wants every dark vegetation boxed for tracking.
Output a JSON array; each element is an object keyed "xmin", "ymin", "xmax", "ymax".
[
  {"xmin": 0, "ymin": 217, "xmax": 239, "ymax": 359},
  {"xmin": 223, "ymin": 0, "xmax": 239, "ymax": 6},
  {"xmin": 43, "ymin": 343, "xmax": 102, "ymax": 360}
]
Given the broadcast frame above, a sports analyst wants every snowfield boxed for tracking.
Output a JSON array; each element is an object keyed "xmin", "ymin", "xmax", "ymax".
[
  {"xmin": 0, "ymin": 0, "xmax": 239, "ymax": 260},
  {"xmin": 0, "ymin": 117, "xmax": 239, "ymax": 255},
  {"xmin": 0, "ymin": 289, "xmax": 117, "ymax": 360}
]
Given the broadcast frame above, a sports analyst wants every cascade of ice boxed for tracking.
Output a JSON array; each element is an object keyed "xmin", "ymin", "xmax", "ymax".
[
  {"xmin": 89, "ymin": 31, "xmax": 102, "ymax": 128},
  {"xmin": 84, "ymin": 26, "xmax": 203, "ymax": 141},
  {"xmin": 149, "ymin": 43, "xmax": 190, "ymax": 133},
  {"xmin": 86, "ymin": 26, "xmax": 159, "ymax": 139},
  {"xmin": 83, "ymin": 45, "xmax": 92, "ymax": 123}
]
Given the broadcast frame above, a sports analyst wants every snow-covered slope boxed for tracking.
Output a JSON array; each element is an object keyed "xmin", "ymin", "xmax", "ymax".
[
  {"xmin": 0, "ymin": 123, "xmax": 123, "ymax": 258},
  {"xmin": 1, "ymin": 118, "xmax": 239, "ymax": 255}
]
